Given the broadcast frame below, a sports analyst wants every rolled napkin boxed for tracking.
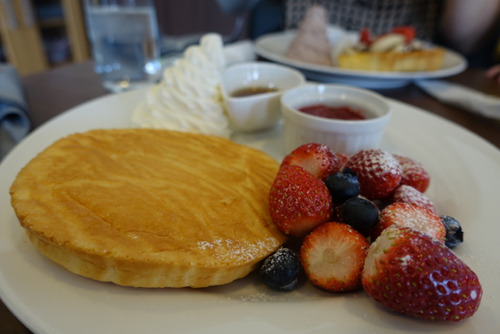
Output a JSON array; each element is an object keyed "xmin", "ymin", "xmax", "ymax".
[
  {"xmin": 0, "ymin": 64, "xmax": 31, "ymax": 160},
  {"xmin": 415, "ymin": 79, "xmax": 500, "ymax": 120},
  {"xmin": 224, "ymin": 39, "xmax": 256, "ymax": 66}
]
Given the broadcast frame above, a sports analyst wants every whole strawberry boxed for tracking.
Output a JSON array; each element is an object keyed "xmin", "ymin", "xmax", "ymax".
[
  {"xmin": 280, "ymin": 143, "xmax": 341, "ymax": 181},
  {"xmin": 372, "ymin": 202, "xmax": 445, "ymax": 242},
  {"xmin": 335, "ymin": 153, "xmax": 349, "ymax": 170},
  {"xmin": 391, "ymin": 184, "xmax": 437, "ymax": 213},
  {"xmin": 394, "ymin": 154, "xmax": 430, "ymax": 193},
  {"xmin": 362, "ymin": 225, "xmax": 482, "ymax": 321},
  {"xmin": 345, "ymin": 149, "xmax": 402, "ymax": 200},
  {"xmin": 269, "ymin": 165, "xmax": 332, "ymax": 237},
  {"xmin": 301, "ymin": 222, "xmax": 369, "ymax": 292}
]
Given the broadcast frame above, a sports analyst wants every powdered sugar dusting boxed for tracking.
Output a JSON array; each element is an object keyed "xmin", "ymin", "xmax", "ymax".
[
  {"xmin": 399, "ymin": 254, "xmax": 413, "ymax": 266},
  {"xmin": 348, "ymin": 149, "xmax": 400, "ymax": 176},
  {"xmin": 367, "ymin": 150, "xmax": 400, "ymax": 176},
  {"xmin": 380, "ymin": 203, "xmax": 444, "ymax": 240},
  {"xmin": 260, "ymin": 248, "xmax": 295, "ymax": 275},
  {"xmin": 392, "ymin": 185, "xmax": 436, "ymax": 213},
  {"xmin": 196, "ymin": 237, "xmax": 279, "ymax": 263},
  {"xmin": 345, "ymin": 149, "xmax": 402, "ymax": 199}
]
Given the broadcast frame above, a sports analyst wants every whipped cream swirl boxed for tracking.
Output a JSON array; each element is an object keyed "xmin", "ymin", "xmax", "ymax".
[{"xmin": 132, "ymin": 33, "xmax": 231, "ymax": 138}]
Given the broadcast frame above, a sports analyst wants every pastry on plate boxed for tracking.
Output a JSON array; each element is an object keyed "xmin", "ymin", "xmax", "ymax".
[
  {"xmin": 285, "ymin": 5, "xmax": 333, "ymax": 66},
  {"xmin": 335, "ymin": 26, "xmax": 445, "ymax": 72},
  {"xmin": 10, "ymin": 129, "xmax": 286, "ymax": 288}
]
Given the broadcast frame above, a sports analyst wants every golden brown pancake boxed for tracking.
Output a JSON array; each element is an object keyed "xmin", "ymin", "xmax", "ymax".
[{"xmin": 10, "ymin": 129, "xmax": 286, "ymax": 288}]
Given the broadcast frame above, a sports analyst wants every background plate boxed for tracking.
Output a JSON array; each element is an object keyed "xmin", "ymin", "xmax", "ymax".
[
  {"xmin": 1, "ymin": 89, "xmax": 499, "ymax": 333},
  {"xmin": 254, "ymin": 28, "xmax": 467, "ymax": 89}
]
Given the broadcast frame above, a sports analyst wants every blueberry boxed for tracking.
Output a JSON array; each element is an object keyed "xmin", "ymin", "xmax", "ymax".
[
  {"xmin": 324, "ymin": 168, "xmax": 361, "ymax": 203},
  {"xmin": 340, "ymin": 197, "xmax": 379, "ymax": 237},
  {"xmin": 260, "ymin": 247, "xmax": 300, "ymax": 291},
  {"xmin": 440, "ymin": 215, "xmax": 464, "ymax": 248}
]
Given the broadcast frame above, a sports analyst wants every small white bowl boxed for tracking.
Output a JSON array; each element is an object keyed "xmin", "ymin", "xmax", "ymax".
[
  {"xmin": 221, "ymin": 62, "xmax": 305, "ymax": 131},
  {"xmin": 280, "ymin": 84, "xmax": 391, "ymax": 155}
]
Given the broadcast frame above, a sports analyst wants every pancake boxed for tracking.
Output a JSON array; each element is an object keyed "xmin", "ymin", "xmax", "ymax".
[{"xmin": 10, "ymin": 129, "xmax": 286, "ymax": 288}]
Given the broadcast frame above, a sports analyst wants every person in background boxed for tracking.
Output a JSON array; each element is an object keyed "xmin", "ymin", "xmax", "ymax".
[
  {"xmin": 485, "ymin": 37, "xmax": 500, "ymax": 82},
  {"xmin": 249, "ymin": 0, "xmax": 500, "ymax": 68},
  {"xmin": 486, "ymin": 64, "xmax": 500, "ymax": 82},
  {"xmin": 439, "ymin": 0, "xmax": 500, "ymax": 70}
]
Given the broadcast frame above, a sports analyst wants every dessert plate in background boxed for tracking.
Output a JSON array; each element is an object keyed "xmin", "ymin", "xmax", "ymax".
[
  {"xmin": 0, "ymin": 89, "xmax": 499, "ymax": 333},
  {"xmin": 254, "ymin": 27, "xmax": 467, "ymax": 89}
]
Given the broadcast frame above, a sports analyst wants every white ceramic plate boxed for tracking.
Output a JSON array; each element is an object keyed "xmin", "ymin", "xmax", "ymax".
[
  {"xmin": 1, "ymin": 89, "xmax": 499, "ymax": 334},
  {"xmin": 255, "ymin": 28, "xmax": 467, "ymax": 89}
]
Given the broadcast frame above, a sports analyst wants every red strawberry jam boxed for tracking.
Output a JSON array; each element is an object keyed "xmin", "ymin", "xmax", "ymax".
[{"xmin": 299, "ymin": 104, "xmax": 366, "ymax": 120}]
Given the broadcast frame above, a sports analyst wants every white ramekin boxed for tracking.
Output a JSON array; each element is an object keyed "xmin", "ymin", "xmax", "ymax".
[
  {"xmin": 221, "ymin": 62, "xmax": 305, "ymax": 132},
  {"xmin": 280, "ymin": 83, "xmax": 392, "ymax": 155}
]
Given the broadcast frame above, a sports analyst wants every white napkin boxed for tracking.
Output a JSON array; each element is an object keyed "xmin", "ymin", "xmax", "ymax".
[
  {"xmin": 162, "ymin": 39, "xmax": 257, "ymax": 71},
  {"xmin": 415, "ymin": 79, "xmax": 500, "ymax": 120},
  {"xmin": 223, "ymin": 40, "xmax": 256, "ymax": 66},
  {"xmin": 0, "ymin": 64, "xmax": 31, "ymax": 160}
]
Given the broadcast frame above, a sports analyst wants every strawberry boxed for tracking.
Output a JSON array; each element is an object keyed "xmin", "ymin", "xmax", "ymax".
[
  {"xmin": 372, "ymin": 202, "xmax": 445, "ymax": 242},
  {"xmin": 391, "ymin": 26, "xmax": 416, "ymax": 44},
  {"xmin": 394, "ymin": 154, "xmax": 430, "ymax": 193},
  {"xmin": 280, "ymin": 143, "xmax": 341, "ymax": 181},
  {"xmin": 391, "ymin": 184, "xmax": 437, "ymax": 213},
  {"xmin": 335, "ymin": 153, "xmax": 349, "ymax": 170},
  {"xmin": 269, "ymin": 165, "xmax": 333, "ymax": 237},
  {"xmin": 344, "ymin": 149, "xmax": 402, "ymax": 200},
  {"xmin": 362, "ymin": 225, "xmax": 482, "ymax": 321},
  {"xmin": 300, "ymin": 222, "xmax": 369, "ymax": 292},
  {"xmin": 359, "ymin": 28, "xmax": 372, "ymax": 45}
]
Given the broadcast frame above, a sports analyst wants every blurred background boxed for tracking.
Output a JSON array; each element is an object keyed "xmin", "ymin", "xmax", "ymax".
[
  {"xmin": 0, "ymin": 0, "xmax": 278, "ymax": 76},
  {"xmin": 0, "ymin": 0, "xmax": 499, "ymax": 76}
]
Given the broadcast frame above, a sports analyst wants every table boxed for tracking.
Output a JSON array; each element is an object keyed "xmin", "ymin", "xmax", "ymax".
[
  {"xmin": 21, "ymin": 61, "xmax": 500, "ymax": 149},
  {"xmin": 2, "ymin": 61, "xmax": 500, "ymax": 333}
]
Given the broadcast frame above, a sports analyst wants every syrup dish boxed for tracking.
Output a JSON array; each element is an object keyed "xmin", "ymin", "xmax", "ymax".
[
  {"xmin": 221, "ymin": 62, "xmax": 305, "ymax": 131},
  {"xmin": 1, "ymin": 89, "xmax": 499, "ymax": 333}
]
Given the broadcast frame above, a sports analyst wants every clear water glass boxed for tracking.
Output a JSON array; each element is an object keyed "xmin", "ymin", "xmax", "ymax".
[{"xmin": 84, "ymin": 0, "xmax": 162, "ymax": 93}]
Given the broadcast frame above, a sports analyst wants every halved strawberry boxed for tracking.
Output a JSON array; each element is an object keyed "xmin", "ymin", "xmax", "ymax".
[
  {"xmin": 362, "ymin": 225, "xmax": 482, "ymax": 321},
  {"xmin": 280, "ymin": 143, "xmax": 341, "ymax": 181},
  {"xmin": 269, "ymin": 165, "xmax": 333, "ymax": 237},
  {"xmin": 372, "ymin": 202, "xmax": 445, "ymax": 242},
  {"xmin": 394, "ymin": 154, "xmax": 430, "ymax": 193},
  {"xmin": 391, "ymin": 184, "xmax": 437, "ymax": 213},
  {"xmin": 300, "ymin": 222, "xmax": 369, "ymax": 292},
  {"xmin": 344, "ymin": 149, "xmax": 402, "ymax": 200}
]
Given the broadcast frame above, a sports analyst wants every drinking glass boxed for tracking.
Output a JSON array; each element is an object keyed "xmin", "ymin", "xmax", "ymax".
[{"xmin": 84, "ymin": 0, "xmax": 162, "ymax": 92}]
